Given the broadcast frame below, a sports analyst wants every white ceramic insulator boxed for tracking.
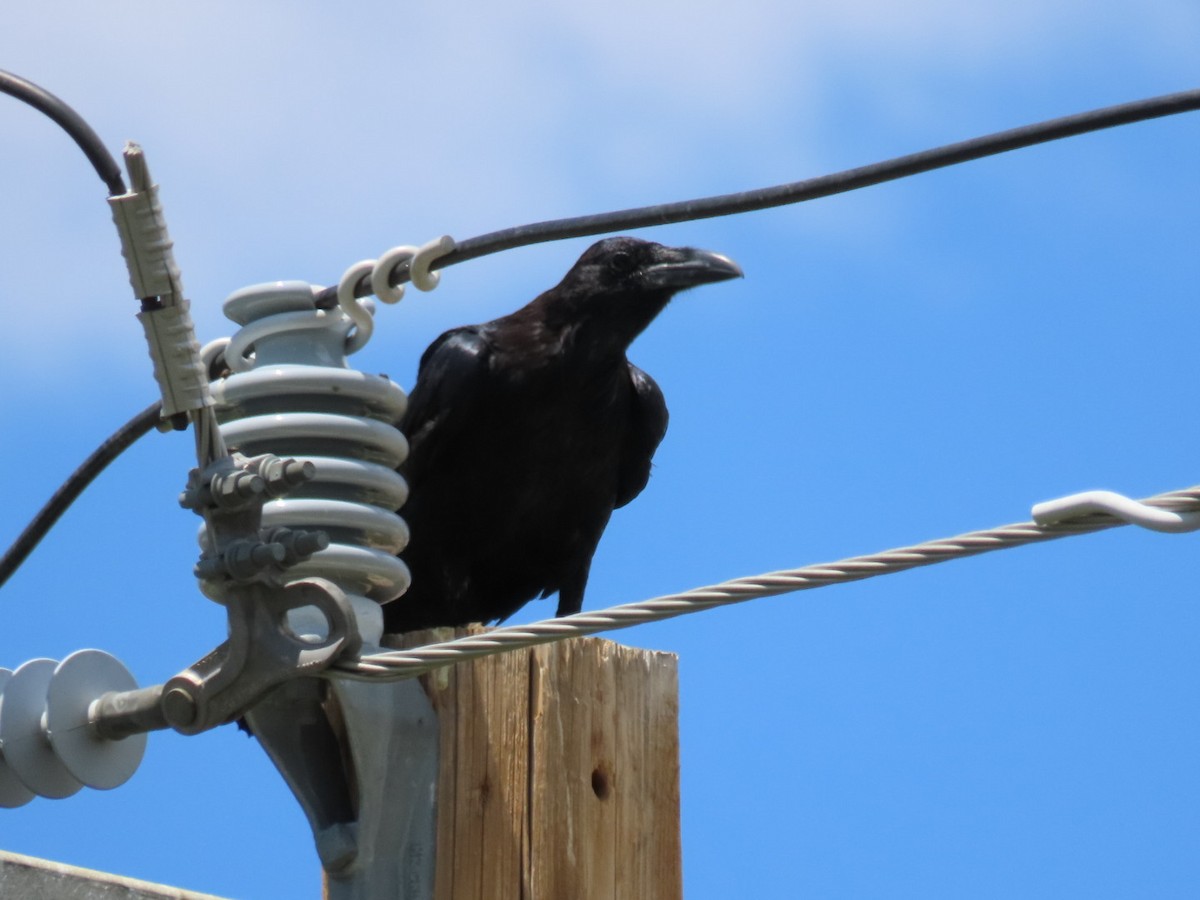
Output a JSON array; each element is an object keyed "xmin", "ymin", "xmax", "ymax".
[
  {"xmin": 0, "ymin": 668, "xmax": 36, "ymax": 808},
  {"xmin": 0, "ymin": 651, "xmax": 145, "ymax": 807},
  {"xmin": 209, "ymin": 282, "xmax": 413, "ymax": 639}
]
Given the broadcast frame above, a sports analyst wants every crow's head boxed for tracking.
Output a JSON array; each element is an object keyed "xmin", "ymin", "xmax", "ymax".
[{"xmin": 542, "ymin": 236, "xmax": 742, "ymax": 350}]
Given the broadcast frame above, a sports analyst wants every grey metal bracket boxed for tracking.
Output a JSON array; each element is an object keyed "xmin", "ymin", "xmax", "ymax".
[
  {"xmin": 245, "ymin": 674, "xmax": 438, "ymax": 898},
  {"xmin": 162, "ymin": 578, "xmax": 360, "ymax": 735}
]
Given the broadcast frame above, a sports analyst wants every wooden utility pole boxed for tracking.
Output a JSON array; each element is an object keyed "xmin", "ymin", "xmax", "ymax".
[{"xmin": 369, "ymin": 631, "xmax": 682, "ymax": 900}]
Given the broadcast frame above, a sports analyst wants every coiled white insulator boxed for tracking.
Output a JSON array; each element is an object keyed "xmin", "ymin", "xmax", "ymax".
[{"xmin": 209, "ymin": 282, "xmax": 411, "ymax": 643}]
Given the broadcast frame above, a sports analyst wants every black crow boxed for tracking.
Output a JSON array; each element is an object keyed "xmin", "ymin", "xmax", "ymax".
[{"xmin": 384, "ymin": 236, "xmax": 741, "ymax": 633}]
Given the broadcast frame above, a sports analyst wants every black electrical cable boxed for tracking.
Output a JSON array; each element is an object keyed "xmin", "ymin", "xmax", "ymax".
[
  {"xmin": 0, "ymin": 68, "xmax": 126, "ymax": 195},
  {"xmin": 315, "ymin": 86, "xmax": 1200, "ymax": 308},
  {"xmin": 0, "ymin": 402, "xmax": 162, "ymax": 590}
]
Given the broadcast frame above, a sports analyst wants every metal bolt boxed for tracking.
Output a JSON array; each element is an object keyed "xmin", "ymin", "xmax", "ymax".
[
  {"xmin": 162, "ymin": 687, "xmax": 198, "ymax": 728},
  {"xmin": 264, "ymin": 527, "xmax": 331, "ymax": 566},
  {"xmin": 259, "ymin": 456, "xmax": 317, "ymax": 497},
  {"xmin": 212, "ymin": 470, "xmax": 265, "ymax": 507}
]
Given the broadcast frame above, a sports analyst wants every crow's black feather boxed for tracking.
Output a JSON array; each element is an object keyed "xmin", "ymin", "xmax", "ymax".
[{"xmin": 384, "ymin": 236, "xmax": 740, "ymax": 632}]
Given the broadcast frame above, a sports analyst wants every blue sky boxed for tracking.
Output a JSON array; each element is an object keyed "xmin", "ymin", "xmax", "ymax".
[{"xmin": 2, "ymin": 2, "xmax": 1199, "ymax": 897}]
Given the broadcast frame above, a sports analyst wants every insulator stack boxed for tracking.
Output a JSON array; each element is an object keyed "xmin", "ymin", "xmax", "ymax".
[
  {"xmin": 0, "ymin": 651, "xmax": 146, "ymax": 808},
  {"xmin": 207, "ymin": 281, "xmax": 411, "ymax": 643}
]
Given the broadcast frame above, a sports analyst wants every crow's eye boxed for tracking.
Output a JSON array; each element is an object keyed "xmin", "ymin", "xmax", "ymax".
[{"xmin": 609, "ymin": 250, "xmax": 636, "ymax": 276}]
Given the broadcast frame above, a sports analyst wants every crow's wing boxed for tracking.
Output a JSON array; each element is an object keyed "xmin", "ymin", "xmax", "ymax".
[
  {"xmin": 398, "ymin": 325, "xmax": 493, "ymax": 475},
  {"xmin": 614, "ymin": 362, "xmax": 669, "ymax": 509}
]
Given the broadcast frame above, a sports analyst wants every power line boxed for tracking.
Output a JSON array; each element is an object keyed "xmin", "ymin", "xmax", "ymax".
[
  {"xmin": 0, "ymin": 68, "xmax": 126, "ymax": 196},
  {"xmin": 0, "ymin": 402, "xmax": 162, "ymax": 590},
  {"xmin": 332, "ymin": 484, "xmax": 1200, "ymax": 682},
  {"xmin": 316, "ymin": 87, "xmax": 1200, "ymax": 307}
]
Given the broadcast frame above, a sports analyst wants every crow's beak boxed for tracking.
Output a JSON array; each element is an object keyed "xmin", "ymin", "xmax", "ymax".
[{"xmin": 638, "ymin": 246, "xmax": 743, "ymax": 291}]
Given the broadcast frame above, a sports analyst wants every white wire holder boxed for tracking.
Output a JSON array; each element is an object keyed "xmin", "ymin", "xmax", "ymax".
[{"xmin": 1031, "ymin": 489, "xmax": 1200, "ymax": 533}]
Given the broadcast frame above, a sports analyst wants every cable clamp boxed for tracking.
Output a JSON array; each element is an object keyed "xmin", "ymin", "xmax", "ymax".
[
  {"xmin": 138, "ymin": 301, "xmax": 211, "ymax": 417},
  {"xmin": 162, "ymin": 578, "xmax": 359, "ymax": 735},
  {"xmin": 110, "ymin": 142, "xmax": 210, "ymax": 417},
  {"xmin": 1031, "ymin": 489, "xmax": 1200, "ymax": 533},
  {"xmin": 108, "ymin": 142, "xmax": 183, "ymax": 303}
]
